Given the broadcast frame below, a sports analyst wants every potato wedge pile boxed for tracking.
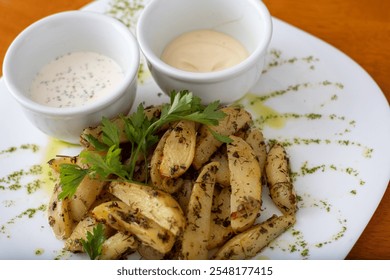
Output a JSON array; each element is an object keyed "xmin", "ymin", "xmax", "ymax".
[{"xmin": 47, "ymin": 105, "xmax": 297, "ymax": 260}]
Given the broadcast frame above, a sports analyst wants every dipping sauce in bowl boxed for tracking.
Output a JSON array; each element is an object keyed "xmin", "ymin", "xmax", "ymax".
[
  {"xmin": 3, "ymin": 11, "xmax": 139, "ymax": 144},
  {"xmin": 161, "ymin": 29, "xmax": 249, "ymax": 73},
  {"xmin": 30, "ymin": 51, "xmax": 124, "ymax": 108},
  {"xmin": 137, "ymin": 0, "xmax": 272, "ymax": 104}
]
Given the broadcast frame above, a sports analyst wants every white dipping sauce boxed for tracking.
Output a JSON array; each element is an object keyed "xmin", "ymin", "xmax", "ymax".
[
  {"xmin": 161, "ymin": 29, "xmax": 249, "ymax": 73},
  {"xmin": 29, "ymin": 51, "xmax": 124, "ymax": 108}
]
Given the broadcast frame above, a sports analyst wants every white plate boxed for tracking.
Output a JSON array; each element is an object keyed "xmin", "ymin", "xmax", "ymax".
[{"xmin": 0, "ymin": 0, "xmax": 389, "ymax": 260}]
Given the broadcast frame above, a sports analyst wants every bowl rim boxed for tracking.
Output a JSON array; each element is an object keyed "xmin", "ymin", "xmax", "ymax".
[
  {"xmin": 3, "ymin": 10, "xmax": 140, "ymax": 117},
  {"xmin": 136, "ymin": 0, "xmax": 272, "ymax": 83}
]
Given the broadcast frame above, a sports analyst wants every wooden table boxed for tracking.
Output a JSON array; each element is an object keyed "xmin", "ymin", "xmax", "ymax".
[{"xmin": 0, "ymin": 0, "xmax": 389, "ymax": 259}]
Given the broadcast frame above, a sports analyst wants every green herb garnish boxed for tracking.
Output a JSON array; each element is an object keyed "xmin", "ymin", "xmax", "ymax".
[
  {"xmin": 81, "ymin": 145, "xmax": 128, "ymax": 180},
  {"xmin": 58, "ymin": 164, "xmax": 89, "ymax": 200},
  {"xmin": 81, "ymin": 223, "xmax": 106, "ymax": 260},
  {"xmin": 58, "ymin": 90, "xmax": 229, "ymax": 199}
]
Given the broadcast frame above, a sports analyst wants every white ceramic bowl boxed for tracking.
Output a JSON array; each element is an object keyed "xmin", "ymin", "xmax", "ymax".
[
  {"xmin": 137, "ymin": 0, "xmax": 272, "ymax": 104},
  {"xmin": 3, "ymin": 11, "xmax": 139, "ymax": 144}
]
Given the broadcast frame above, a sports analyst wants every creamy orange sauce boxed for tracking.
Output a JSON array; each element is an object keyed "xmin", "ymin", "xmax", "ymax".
[{"xmin": 161, "ymin": 29, "xmax": 248, "ymax": 73}]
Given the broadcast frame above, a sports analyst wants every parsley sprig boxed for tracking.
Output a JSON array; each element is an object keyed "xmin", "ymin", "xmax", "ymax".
[
  {"xmin": 58, "ymin": 164, "xmax": 89, "ymax": 200},
  {"xmin": 80, "ymin": 223, "xmax": 106, "ymax": 260},
  {"xmin": 58, "ymin": 90, "xmax": 230, "ymax": 199}
]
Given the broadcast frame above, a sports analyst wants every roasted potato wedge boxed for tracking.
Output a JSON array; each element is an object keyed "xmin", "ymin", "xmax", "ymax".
[
  {"xmin": 109, "ymin": 181, "xmax": 186, "ymax": 236},
  {"xmin": 208, "ymin": 185, "xmax": 234, "ymax": 250},
  {"xmin": 48, "ymin": 184, "xmax": 73, "ymax": 239},
  {"xmin": 181, "ymin": 162, "xmax": 219, "ymax": 259},
  {"xmin": 64, "ymin": 216, "xmax": 97, "ymax": 252},
  {"xmin": 48, "ymin": 154, "xmax": 107, "ymax": 223},
  {"xmin": 64, "ymin": 216, "xmax": 113, "ymax": 252},
  {"xmin": 210, "ymin": 147, "xmax": 230, "ymax": 187},
  {"xmin": 69, "ymin": 175, "xmax": 107, "ymax": 222},
  {"xmin": 213, "ymin": 214, "xmax": 296, "ymax": 260},
  {"xmin": 160, "ymin": 120, "xmax": 196, "ymax": 178},
  {"xmin": 92, "ymin": 201, "xmax": 175, "ymax": 254},
  {"xmin": 150, "ymin": 129, "xmax": 184, "ymax": 193},
  {"xmin": 227, "ymin": 135, "xmax": 262, "ymax": 233},
  {"xmin": 174, "ymin": 179, "xmax": 194, "ymax": 214},
  {"xmin": 265, "ymin": 143, "xmax": 297, "ymax": 215},
  {"xmin": 244, "ymin": 127, "xmax": 267, "ymax": 173},
  {"xmin": 100, "ymin": 232, "xmax": 138, "ymax": 260},
  {"xmin": 192, "ymin": 106, "xmax": 252, "ymax": 169}
]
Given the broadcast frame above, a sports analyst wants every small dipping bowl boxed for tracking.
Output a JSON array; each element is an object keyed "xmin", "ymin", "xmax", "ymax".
[
  {"xmin": 3, "ymin": 11, "xmax": 139, "ymax": 144},
  {"xmin": 137, "ymin": 0, "xmax": 272, "ymax": 104}
]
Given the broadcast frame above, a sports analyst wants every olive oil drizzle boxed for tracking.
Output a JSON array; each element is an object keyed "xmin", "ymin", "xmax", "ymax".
[
  {"xmin": 267, "ymin": 138, "xmax": 373, "ymax": 159},
  {"xmin": 0, "ymin": 165, "xmax": 43, "ymax": 192},
  {"xmin": 0, "ymin": 143, "xmax": 43, "ymax": 194},
  {"xmin": 290, "ymin": 161, "xmax": 366, "ymax": 188},
  {"xmin": 262, "ymin": 49, "xmax": 320, "ymax": 74},
  {"xmin": 0, "ymin": 143, "xmax": 48, "ymax": 239},
  {"xmin": 246, "ymin": 80, "xmax": 344, "ymax": 104},
  {"xmin": 266, "ymin": 195, "xmax": 348, "ymax": 259},
  {"xmin": 0, "ymin": 144, "xmax": 39, "ymax": 156},
  {"xmin": 0, "ymin": 204, "xmax": 47, "ymax": 237}
]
